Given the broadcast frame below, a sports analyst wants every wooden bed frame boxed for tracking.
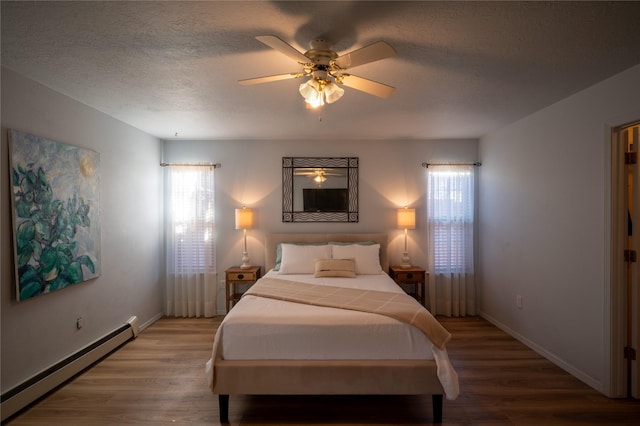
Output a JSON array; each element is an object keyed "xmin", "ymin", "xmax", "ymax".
[{"xmin": 213, "ymin": 233, "xmax": 446, "ymax": 423}]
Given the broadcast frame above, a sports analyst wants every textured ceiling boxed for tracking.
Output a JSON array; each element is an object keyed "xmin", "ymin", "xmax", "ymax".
[{"xmin": 2, "ymin": 1, "xmax": 640, "ymax": 141}]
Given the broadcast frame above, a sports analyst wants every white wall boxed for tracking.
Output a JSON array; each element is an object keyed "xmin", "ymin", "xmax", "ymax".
[
  {"xmin": 1, "ymin": 68, "xmax": 164, "ymax": 392},
  {"xmin": 163, "ymin": 138, "xmax": 479, "ymax": 314},
  {"xmin": 478, "ymin": 64, "xmax": 640, "ymax": 394}
]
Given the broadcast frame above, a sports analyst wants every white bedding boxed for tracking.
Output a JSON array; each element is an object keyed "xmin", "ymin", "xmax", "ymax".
[
  {"xmin": 221, "ymin": 270, "xmax": 432, "ymax": 360},
  {"xmin": 209, "ymin": 269, "xmax": 459, "ymax": 399}
]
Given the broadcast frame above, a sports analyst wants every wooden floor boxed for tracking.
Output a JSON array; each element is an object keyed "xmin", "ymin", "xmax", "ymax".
[{"xmin": 7, "ymin": 316, "xmax": 639, "ymax": 425}]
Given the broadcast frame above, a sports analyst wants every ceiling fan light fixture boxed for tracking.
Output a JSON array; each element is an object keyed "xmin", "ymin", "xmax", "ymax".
[
  {"xmin": 299, "ymin": 78, "xmax": 324, "ymax": 108},
  {"xmin": 314, "ymin": 174, "xmax": 326, "ymax": 183},
  {"xmin": 324, "ymin": 81, "xmax": 344, "ymax": 104},
  {"xmin": 299, "ymin": 78, "xmax": 319, "ymax": 97},
  {"xmin": 299, "ymin": 77, "xmax": 344, "ymax": 108}
]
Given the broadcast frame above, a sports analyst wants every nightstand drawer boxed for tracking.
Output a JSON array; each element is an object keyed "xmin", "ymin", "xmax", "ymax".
[
  {"xmin": 227, "ymin": 271, "xmax": 258, "ymax": 281},
  {"xmin": 392, "ymin": 271, "xmax": 422, "ymax": 284}
]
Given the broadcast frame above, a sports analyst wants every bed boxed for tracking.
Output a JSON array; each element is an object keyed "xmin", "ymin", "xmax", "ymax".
[{"xmin": 206, "ymin": 233, "xmax": 459, "ymax": 423}]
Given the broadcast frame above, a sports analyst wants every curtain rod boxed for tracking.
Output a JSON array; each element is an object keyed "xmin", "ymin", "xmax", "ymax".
[
  {"xmin": 422, "ymin": 162, "xmax": 481, "ymax": 168},
  {"xmin": 160, "ymin": 162, "xmax": 221, "ymax": 168}
]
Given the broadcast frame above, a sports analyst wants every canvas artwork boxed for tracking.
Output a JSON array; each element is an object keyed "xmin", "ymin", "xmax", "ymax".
[{"xmin": 9, "ymin": 130, "xmax": 101, "ymax": 301}]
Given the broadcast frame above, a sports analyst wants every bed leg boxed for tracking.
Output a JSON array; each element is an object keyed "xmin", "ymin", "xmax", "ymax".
[
  {"xmin": 218, "ymin": 394, "xmax": 229, "ymax": 423},
  {"xmin": 432, "ymin": 394, "xmax": 443, "ymax": 423}
]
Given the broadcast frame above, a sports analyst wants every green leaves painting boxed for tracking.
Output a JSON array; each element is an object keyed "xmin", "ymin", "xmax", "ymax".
[{"xmin": 9, "ymin": 130, "xmax": 101, "ymax": 301}]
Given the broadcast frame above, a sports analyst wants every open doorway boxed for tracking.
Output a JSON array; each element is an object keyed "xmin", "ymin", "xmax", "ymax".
[{"xmin": 611, "ymin": 122, "xmax": 639, "ymax": 399}]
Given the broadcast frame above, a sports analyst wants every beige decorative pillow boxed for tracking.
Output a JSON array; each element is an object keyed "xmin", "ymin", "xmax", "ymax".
[{"xmin": 314, "ymin": 258, "xmax": 356, "ymax": 278}]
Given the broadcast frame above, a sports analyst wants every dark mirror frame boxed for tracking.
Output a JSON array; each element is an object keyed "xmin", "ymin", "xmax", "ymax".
[{"xmin": 282, "ymin": 157, "xmax": 359, "ymax": 222}]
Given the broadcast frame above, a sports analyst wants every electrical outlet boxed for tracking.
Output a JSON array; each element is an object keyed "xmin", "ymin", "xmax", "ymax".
[{"xmin": 516, "ymin": 295, "xmax": 523, "ymax": 309}]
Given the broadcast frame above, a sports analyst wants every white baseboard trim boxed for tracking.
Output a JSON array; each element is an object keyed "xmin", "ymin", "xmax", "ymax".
[
  {"xmin": 1, "ymin": 316, "xmax": 139, "ymax": 422},
  {"xmin": 139, "ymin": 312, "xmax": 164, "ymax": 332},
  {"xmin": 479, "ymin": 311, "xmax": 604, "ymax": 394}
]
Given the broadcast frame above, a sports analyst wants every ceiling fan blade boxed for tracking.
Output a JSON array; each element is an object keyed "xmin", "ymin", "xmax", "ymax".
[
  {"xmin": 338, "ymin": 74, "xmax": 396, "ymax": 98},
  {"xmin": 238, "ymin": 72, "xmax": 305, "ymax": 86},
  {"xmin": 334, "ymin": 41, "xmax": 396, "ymax": 69},
  {"xmin": 256, "ymin": 35, "xmax": 310, "ymax": 64}
]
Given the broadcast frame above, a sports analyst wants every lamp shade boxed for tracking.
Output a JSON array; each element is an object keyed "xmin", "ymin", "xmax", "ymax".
[
  {"xmin": 397, "ymin": 208, "xmax": 416, "ymax": 230},
  {"xmin": 324, "ymin": 81, "xmax": 344, "ymax": 104},
  {"xmin": 235, "ymin": 207, "xmax": 254, "ymax": 230},
  {"xmin": 299, "ymin": 79, "xmax": 323, "ymax": 108}
]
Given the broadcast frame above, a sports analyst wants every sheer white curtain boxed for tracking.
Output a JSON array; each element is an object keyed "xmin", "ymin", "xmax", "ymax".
[
  {"xmin": 165, "ymin": 165, "xmax": 216, "ymax": 317},
  {"xmin": 426, "ymin": 165, "xmax": 476, "ymax": 316}
]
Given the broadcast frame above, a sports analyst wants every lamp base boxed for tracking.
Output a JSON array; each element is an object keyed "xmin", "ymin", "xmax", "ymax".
[
  {"xmin": 400, "ymin": 252, "xmax": 411, "ymax": 269},
  {"xmin": 240, "ymin": 252, "xmax": 251, "ymax": 269}
]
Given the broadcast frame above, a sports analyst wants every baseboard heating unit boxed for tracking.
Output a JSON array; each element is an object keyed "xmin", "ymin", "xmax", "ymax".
[{"xmin": 1, "ymin": 316, "xmax": 139, "ymax": 422}]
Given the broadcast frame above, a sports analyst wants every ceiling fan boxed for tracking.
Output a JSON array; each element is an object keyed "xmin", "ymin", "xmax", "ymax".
[
  {"xmin": 294, "ymin": 168, "xmax": 344, "ymax": 184},
  {"xmin": 239, "ymin": 35, "xmax": 397, "ymax": 108}
]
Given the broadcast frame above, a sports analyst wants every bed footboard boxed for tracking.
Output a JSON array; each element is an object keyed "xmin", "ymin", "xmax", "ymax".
[
  {"xmin": 217, "ymin": 393, "xmax": 443, "ymax": 423},
  {"xmin": 213, "ymin": 359, "xmax": 445, "ymax": 422}
]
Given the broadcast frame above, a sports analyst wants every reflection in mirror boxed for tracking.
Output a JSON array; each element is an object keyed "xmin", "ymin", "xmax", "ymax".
[
  {"xmin": 283, "ymin": 157, "xmax": 358, "ymax": 222},
  {"xmin": 294, "ymin": 168, "xmax": 348, "ymax": 212}
]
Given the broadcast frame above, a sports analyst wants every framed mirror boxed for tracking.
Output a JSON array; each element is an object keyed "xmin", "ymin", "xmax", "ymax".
[{"xmin": 282, "ymin": 157, "xmax": 358, "ymax": 222}]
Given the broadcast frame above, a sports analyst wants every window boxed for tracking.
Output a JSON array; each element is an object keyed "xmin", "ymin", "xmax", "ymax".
[
  {"xmin": 166, "ymin": 165, "xmax": 216, "ymax": 274},
  {"xmin": 426, "ymin": 165, "xmax": 474, "ymax": 274},
  {"xmin": 165, "ymin": 165, "xmax": 217, "ymax": 318}
]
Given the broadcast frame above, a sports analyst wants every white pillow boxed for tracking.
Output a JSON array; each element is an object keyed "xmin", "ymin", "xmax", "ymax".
[
  {"xmin": 331, "ymin": 244, "xmax": 383, "ymax": 275},
  {"xmin": 278, "ymin": 243, "xmax": 332, "ymax": 274}
]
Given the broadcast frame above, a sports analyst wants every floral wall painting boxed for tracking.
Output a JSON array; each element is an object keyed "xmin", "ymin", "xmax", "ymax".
[{"xmin": 9, "ymin": 130, "xmax": 101, "ymax": 301}]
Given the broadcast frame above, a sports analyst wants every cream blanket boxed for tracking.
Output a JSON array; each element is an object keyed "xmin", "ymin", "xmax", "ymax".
[
  {"xmin": 243, "ymin": 277, "xmax": 451, "ymax": 350},
  {"xmin": 206, "ymin": 277, "xmax": 459, "ymax": 399}
]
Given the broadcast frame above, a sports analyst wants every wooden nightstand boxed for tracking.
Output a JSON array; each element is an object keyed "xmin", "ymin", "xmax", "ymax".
[
  {"xmin": 225, "ymin": 266, "xmax": 261, "ymax": 312},
  {"xmin": 389, "ymin": 266, "xmax": 426, "ymax": 306}
]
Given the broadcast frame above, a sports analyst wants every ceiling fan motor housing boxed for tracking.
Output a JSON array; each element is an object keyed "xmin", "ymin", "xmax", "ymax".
[{"xmin": 305, "ymin": 49, "xmax": 337, "ymax": 67}]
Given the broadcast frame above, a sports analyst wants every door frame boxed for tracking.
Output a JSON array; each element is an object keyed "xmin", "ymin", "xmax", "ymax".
[{"xmin": 607, "ymin": 118, "xmax": 639, "ymax": 398}]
